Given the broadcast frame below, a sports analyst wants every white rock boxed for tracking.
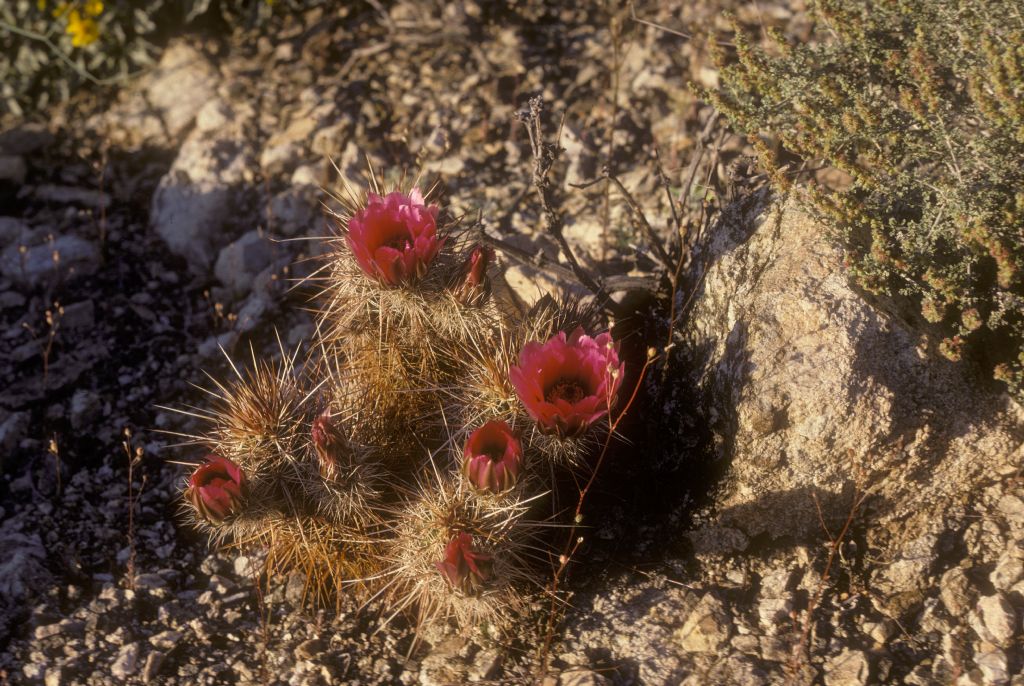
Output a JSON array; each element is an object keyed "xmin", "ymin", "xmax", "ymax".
[
  {"xmin": 757, "ymin": 597, "xmax": 792, "ymax": 635},
  {"xmin": 148, "ymin": 630, "xmax": 183, "ymax": 651},
  {"xmin": 260, "ymin": 141, "xmax": 302, "ymax": 177},
  {"xmin": 0, "ymin": 235, "xmax": 101, "ymax": 287},
  {"xmin": 499, "ymin": 263, "xmax": 583, "ymax": 310},
  {"xmin": 151, "ymin": 128, "xmax": 252, "ymax": 271},
  {"xmin": 559, "ymin": 669, "xmax": 611, "ymax": 686},
  {"xmin": 824, "ymin": 649, "xmax": 870, "ymax": 686},
  {"xmin": 998, "ymin": 496, "xmax": 1024, "ymax": 531},
  {"xmin": 990, "ymin": 546, "xmax": 1024, "ymax": 591},
  {"xmin": 214, "ymin": 231, "xmax": 274, "ymax": 297},
  {"xmin": 0, "ymin": 411, "xmax": 29, "ymax": 453},
  {"xmin": 111, "ymin": 642, "xmax": 140, "ymax": 679},
  {"xmin": 291, "ymin": 164, "xmax": 322, "ymax": 188},
  {"xmin": 675, "ymin": 593, "xmax": 731, "ymax": 653},
  {"xmin": 270, "ymin": 186, "xmax": 318, "ymax": 236},
  {"xmin": 70, "ymin": 389, "xmax": 102, "ymax": 431},
  {"xmin": 234, "ymin": 292, "xmax": 271, "ymax": 333},
  {"xmin": 142, "ymin": 650, "xmax": 165, "ymax": 684},
  {"xmin": 146, "ymin": 42, "xmax": 219, "ymax": 137},
  {"xmin": 972, "ymin": 594, "xmax": 1017, "ymax": 646},
  {"xmin": 195, "ymin": 99, "xmax": 233, "ymax": 134},
  {"xmin": 685, "ymin": 198, "xmax": 1024, "ymax": 553},
  {"xmin": 975, "ymin": 649, "xmax": 1009, "ymax": 686},
  {"xmin": 197, "ymin": 331, "xmax": 239, "ymax": 359}
]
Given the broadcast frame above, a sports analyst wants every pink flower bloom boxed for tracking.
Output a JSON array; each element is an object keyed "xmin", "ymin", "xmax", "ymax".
[
  {"xmin": 509, "ymin": 327, "xmax": 624, "ymax": 439},
  {"xmin": 452, "ymin": 244, "xmax": 494, "ymax": 306},
  {"xmin": 345, "ymin": 188, "xmax": 441, "ymax": 286},
  {"xmin": 311, "ymin": 410, "xmax": 346, "ymax": 480},
  {"xmin": 187, "ymin": 455, "xmax": 246, "ymax": 523},
  {"xmin": 434, "ymin": 532, "xmax": 492, "ymax": 592},
  {"xmin": 462, "ymin": 420, "xmax": 522, "ymax": 493}
]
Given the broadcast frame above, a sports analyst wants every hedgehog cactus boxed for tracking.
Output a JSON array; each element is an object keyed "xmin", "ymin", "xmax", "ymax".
[{"xmin": 172, "ymin": 172, "xmax": 632, "ymax": 634}]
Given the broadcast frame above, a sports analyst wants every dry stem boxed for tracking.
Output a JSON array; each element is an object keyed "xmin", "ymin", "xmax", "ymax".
[
  {"xmin": 536, "ymin": 351, "xmax": 657, "ymax": 679},
  {"xmin": 516, "ymin": 97, "xmax": 619, "ymax": 315}
]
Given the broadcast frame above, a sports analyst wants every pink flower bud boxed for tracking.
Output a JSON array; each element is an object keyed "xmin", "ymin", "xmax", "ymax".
[
  {"xmin": 462, "ymin": 420, "xmax": 521, "ymax": 493},
  {"xmin": 345, "ymin": 188, "xmax": 442, "ymax": 286},
  {"xmin": 434, "ymin": 532, "xmax": 492, "ymax": 592},
  {"xmin": 187, "ymin": 455, "xmax": 246, "ymax": 524},
  {"xmin": 311, "ymin": 411, "xmax": 346, "ymax": 481},
  {"xmin": 453, "ymin": 244, "xmax": 494, "ymax": 305}
]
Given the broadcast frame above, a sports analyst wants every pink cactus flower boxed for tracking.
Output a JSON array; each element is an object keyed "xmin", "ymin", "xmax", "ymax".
[
  {"xmin": 462, "ymin": 420, "xmax": 522, "ymax": 493},
  {"xmin": 311, "ymin": 411, "xmax": 346, "ymax": 481},
  {"xmin": 187, "ymin": 455, "xmax": 246, "ymax": 523},
  {"xmin": 453, "ymin": 244, "xmax": 494, "ymax": 305},
  {"xmin": 509, "ymin": 327, "xmax": 624, "ymax": 439},
  {"xmin": 435, "ymin": 532, "xmax": 492, "ymax": 592},
  {"xmin": 345, "ymin": 188, "xmax": 441, "ymax": 286}
]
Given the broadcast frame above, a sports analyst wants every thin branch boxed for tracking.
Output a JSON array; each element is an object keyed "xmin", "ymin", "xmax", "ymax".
[
  {"xmin": 653, "ymin": 144, "xmax": 683, "ymax": 257},
  {"xmin": 0, "ymin": 20, "xmax": 103, "ymax": 86},
  {"xmin": 571, "ymin": 170, "xmax": 673, "ymax": 272},
  {"xmin": 537, "ymin": 352, "xmax": 658, "ymax": 678},
  {"xmin": 628, "ymin": 3, "xmax": 692, "ymax": 39},
  {"xmin": 516, "ymin": 96, "xmax": 620, "ymax": 315},
  {"xmin": 476, "ymin": 229, "xmax": 658, "ymax": 293},
  {"xmin": 787, "ymin": 467, "xmax": 869, "ymax": 682}
]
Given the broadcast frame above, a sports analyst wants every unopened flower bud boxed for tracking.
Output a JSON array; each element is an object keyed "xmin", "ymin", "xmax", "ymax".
[
  {"xmin": 452, "ymin": 245, "xmax": 494, "ymax": 306},
  {"xmin": 311, "ymin": 411, "xmax": 347, "ymax": 481},
  {"xmin": 434, "ymin": 532, "xmax": 492, "ymax": 593},
  {"xmin": 462, "ymin": 420, "xmax": 522, "ymax": 494},
  {"xmin": 186, "ymin": 454, "xmax": 246, "ymax": 524}
]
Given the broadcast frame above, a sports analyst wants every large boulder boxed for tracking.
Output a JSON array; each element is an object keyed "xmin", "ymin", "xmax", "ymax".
[{"xmin": 685, "ymin": 198, "xmax": 1024, "ymax": 549}]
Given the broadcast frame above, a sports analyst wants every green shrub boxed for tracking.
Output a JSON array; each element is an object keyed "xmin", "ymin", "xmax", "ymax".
[
  {"xmin": 0, "ymin": 0, "xmax": 283, "ymax": 118},
  {"xmin": 700, "ymin": 0, "xmax": 1024, "ymax": 401}
]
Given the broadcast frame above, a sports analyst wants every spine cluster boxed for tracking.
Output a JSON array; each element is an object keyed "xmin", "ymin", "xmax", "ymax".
[{"xmin": 179, "ymin": 174, "xmax": 626, "ymax": 631}]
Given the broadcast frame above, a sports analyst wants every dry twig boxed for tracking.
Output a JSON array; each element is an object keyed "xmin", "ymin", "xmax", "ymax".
[{"xmin": 516, "ymin": 97, "xmax": 620, "ymax": 315}]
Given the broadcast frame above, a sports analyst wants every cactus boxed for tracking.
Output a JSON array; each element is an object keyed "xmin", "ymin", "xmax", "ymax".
[{"xmin": 172, "ymin": 170, "xmax": 634, "ymax": 634}]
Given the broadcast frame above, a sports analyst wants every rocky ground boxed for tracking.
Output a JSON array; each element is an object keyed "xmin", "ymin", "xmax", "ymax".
[{"xmin": 1, "ymin": 2, "xmax": 1022, "ymax": 685}]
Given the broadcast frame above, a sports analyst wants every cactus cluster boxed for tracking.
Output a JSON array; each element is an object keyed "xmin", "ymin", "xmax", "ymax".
[{"xmin": 176, "ymin": 172, "xmax": 627, "ymax": 632}]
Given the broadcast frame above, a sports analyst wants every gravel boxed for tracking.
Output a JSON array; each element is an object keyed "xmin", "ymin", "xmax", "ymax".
[{"xmin": 1, "ymin": 2, "xmax": 1022, "ymax": 685}]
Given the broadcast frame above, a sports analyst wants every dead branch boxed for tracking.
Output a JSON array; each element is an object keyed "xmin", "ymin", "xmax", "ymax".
[{"xmin": 515, "ymin": 96, "xmax": 620, "ymax": 315}]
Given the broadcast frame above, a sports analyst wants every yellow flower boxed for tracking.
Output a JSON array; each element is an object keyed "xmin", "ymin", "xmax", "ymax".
[
  {"xmin": 66, "ymin": 9, "xmax": 100, "ymax": 47},
  {"xmin": 37, "ymin": 0, "xmax": 47, "ymax": 11},
  {"xmin": 52, "ymin": 1, "xmax": 70, "ymax": 18},
  {"xmin": 84, "ymin": 0, "xmax": 103, "ymax": 16}
]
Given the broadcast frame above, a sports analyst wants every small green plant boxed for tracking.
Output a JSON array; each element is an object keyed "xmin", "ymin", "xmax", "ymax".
[
  {"xmin": 700, "ymin": 0, "xmax": 1024, "ymax": 400},
  {"xmin": 0, "ymin": 0, "xmax": 284, "ymax": 117}
]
